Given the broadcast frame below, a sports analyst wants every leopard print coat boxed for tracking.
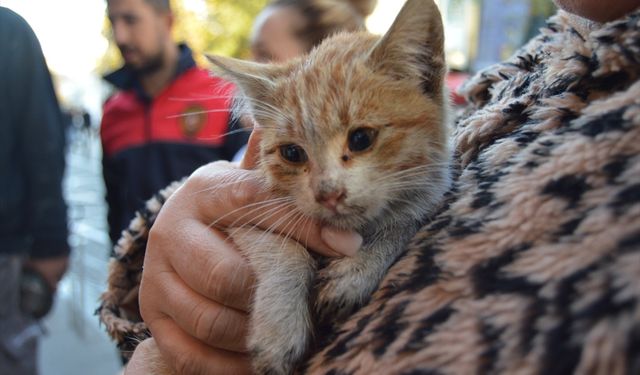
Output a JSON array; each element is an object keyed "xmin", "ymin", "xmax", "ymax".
[{"xmin": 98, "ymin": 9, "xmax": 640, "ymax": 374}]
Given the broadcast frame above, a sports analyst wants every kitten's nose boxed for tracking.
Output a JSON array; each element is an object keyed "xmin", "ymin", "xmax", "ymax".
[{"xmin": 316, "ymin": 189, "xmax": 346, "ymax": 212}]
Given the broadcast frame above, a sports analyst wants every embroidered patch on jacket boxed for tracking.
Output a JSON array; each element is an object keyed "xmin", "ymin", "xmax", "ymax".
[{"xmin": 179, "ymin": 104, "xmax": 207, "ymax": 138}]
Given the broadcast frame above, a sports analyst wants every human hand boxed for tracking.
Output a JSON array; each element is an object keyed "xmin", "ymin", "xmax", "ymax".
[
  {"xmin": 24, "ymin": 255, "xmax": 69, "ymax": 292},
  {"xmin": 139, "ymin": 129, "xmax": 362, "ymax": 374},
  {"xmin": 124, "ymin": 338, "xmax": 172, "ymax": 375}
]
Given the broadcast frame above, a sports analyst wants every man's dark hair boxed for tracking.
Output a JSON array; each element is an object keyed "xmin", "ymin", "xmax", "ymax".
[{"xmin": 143, "ymin": 0, "xmax": 171, "ymax": 12}]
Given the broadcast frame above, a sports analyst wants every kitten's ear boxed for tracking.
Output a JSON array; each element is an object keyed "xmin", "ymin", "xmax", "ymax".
[
  {"xmin": 367, "ymin": 0, "xmax": 445, "ymax": 96},
  {"xmin": 206, "ymin": 54, "xmax": 286, "ymax": 99}
]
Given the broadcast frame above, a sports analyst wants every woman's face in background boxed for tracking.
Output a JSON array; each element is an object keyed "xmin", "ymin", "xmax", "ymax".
[{"xmin": 250, "ymin": 5, "xmax": 308, "ymax": 63}]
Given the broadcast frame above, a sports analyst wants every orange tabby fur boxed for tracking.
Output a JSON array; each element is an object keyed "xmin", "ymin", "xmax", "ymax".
[{"xmin": 142, "ymin": 0, "xmax": 449, "ymax": 373}]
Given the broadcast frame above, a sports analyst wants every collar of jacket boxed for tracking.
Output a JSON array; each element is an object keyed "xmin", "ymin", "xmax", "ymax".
[{"xmin": 103, "ymin": 43, "xmax": 197, "ymax": 103}]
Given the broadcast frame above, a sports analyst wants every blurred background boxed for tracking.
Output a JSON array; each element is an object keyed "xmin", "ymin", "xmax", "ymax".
[{"xmin": 0, "ymin": 0, "xmax": 556, "ymax": 374}]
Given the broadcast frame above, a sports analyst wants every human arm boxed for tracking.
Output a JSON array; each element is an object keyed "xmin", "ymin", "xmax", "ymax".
[
  {"xmin": 133, "ymin": 4, "xmax": 640, "ymax": 373},
  {"xmin": 4, "ymin": 8, "xmax": 70, "ymax": 288}
]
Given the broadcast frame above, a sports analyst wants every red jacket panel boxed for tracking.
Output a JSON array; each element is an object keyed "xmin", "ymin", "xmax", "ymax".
[{"xmin": 100, "ymin": 58, "xmax": 248, "ymax": 244}]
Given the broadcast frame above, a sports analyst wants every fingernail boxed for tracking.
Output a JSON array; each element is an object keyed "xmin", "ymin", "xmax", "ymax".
[{"xmin": 320, "ymin": 227, "xmax": 362, "ymax": 257}]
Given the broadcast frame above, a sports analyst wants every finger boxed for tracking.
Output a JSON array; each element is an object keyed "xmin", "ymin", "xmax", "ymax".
[
  {"xmin": 240, "ymin": 127, "xmax": 261, "ymax": 170},
  {"xmin": 186, "ymin": 166, "xmax": 361, "ymax": 257},
  {"xmin": 238, "ymin": 114, "xmax": 255, "ymax": 131},
  {"xmin": 151, "ymin": 317, "xmax": 251, "ymax": 375},
  {"xmin": 142, "ymin": 268, "xmax": 249, "ymax": 353},
  {"xmin": 148, "ymin": 214, "xmax": 255, "ymax": 312}
]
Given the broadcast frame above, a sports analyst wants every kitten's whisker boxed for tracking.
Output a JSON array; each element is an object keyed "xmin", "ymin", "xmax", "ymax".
[
  {"xmin": 243, "ymin": 101, "xmax": 284, "ymax": 118},
  {"xmin": 164, "ymin": 92, "xmax": 293, "ymax": 127},
  {"xmin": 244, "ymin": 97, "xmax": 287, "ymax": 116},
  {"xmin": 248, "ymin": 108, "xmax": 295, "ymax": 127},
  {"xmin": 165, "ymin": 109, "xmax": 231, "ymax": 119},
  {"xmin": 277, "ymin": 210, "xmax": 307, "ymax": 252},
  {"xmin": 384, "ymin": 184, "xmax": 449, "ymax": 196},
  {"xmin": 186, "ymin": 175, "xmax": 256, "ymax": 197},
  {"xmin": 230, "ymin": 199, "xmax": 296, "ymax": 231},
  {"xmin": 167, "ymin": 95, "xmax": 236, "ymax": 101},
  {"xmin": 236, "ymin": 97, "xmax": 297, "ymax": 127},
  {"xmin": 385, "ymin": 163, "xmax": 450, "ymax": 175},
  {"xmin": 382, "ymin": 179, "xmax": 451, "ymax": 197},
  {"xmin": 381, "ymin": 174, "xmax": 450, "ymax": 187},
  {"xmin": 383, "ymin": 174, "xmax": 451, "ymax": 188},
  {"xmin": 256, "ymin": 204, "xmax": 302, "ymax": 237},
  {"xmin": 228, "ymin": 197, "xmax": 295, "ymax": 228},
  {"xmin": 209, "ymin": 196, "xmax": 293, "ymax": 229},
  {"xmin": 384, "ymin": 196, "xmax": 424, "ymax": 207},
  {"xmin": 226, "ymin": 196, "xmax": 298, "ymax": 237},
  {"xmin": 301, "ymin": 215, "xmax": 314, "ymax": 253},
  {"xmin": 193, "ymin": 128, "xmax": 253, "ymax": 142},
  {"xmin": 248, "ymin": 112, "xmax": 290, "ymax": 126},
  {"xmin": 371, "ymin": 166, "xmax": 446, "ymax": 186},
  {"xmin": 277, "ymin": 211, "xmax": 307, "ymax": 251},
  {"xmin": 384, "ymin": 185, "xmax": 448, "ymax": 195},
  {"xmin": 244, "ymin": 205, "xmax": 304, "ymax": 251},
  {"xmin": 224, "ymin": 201, "xmax": 296, "ymax": 241},
  {"xmin": 365, "ymin": 163, "xmax": 451, "ymax": 201},
  {"xmin": 216, "ymin": 203, "xmax": 286, "ymax": 252}
]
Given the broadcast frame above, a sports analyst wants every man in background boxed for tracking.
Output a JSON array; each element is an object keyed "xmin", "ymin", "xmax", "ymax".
[
  {"xmin": 102, "ymin": 0, "xmax": 248, "ymax": 245},
  {"xmin": 0, "ymin": 6, "xmax": 71, "ymax": 375}
]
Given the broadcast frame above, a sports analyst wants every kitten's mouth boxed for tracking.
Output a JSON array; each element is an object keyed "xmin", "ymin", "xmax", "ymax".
[{"xmin": 316, "ymin": 205, "xmax": 369, "ymax": 229}]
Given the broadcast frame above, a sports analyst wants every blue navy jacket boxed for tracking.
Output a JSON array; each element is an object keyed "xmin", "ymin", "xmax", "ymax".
[{"xmin": 0, "ymin": 7, "xmax": 70, "ymax": 258}]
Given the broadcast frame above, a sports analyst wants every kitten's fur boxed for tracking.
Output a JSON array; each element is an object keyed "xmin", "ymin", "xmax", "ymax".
[{"xmin": 149, "ymin": 0, "xmax": 450, "ymax": 373}]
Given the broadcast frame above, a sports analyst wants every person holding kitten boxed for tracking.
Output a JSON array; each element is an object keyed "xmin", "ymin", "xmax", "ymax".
[{"xmin": 101, "ymin": 0, "xmax": 640, "ymax": 374}]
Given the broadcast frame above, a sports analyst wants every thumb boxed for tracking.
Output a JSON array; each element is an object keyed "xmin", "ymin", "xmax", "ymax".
[{"xmin": 240, "ymin": 126, "xmax": 262, "ymax": 170}]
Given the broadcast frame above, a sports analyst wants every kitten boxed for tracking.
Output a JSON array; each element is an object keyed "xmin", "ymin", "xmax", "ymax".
[{"xmin": 150, "ymin": 0, "xmax": 450, "ymax": 373}]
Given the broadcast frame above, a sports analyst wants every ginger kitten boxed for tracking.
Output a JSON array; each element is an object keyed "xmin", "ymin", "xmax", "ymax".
[{"xmin": 149, "ymin": 0, "xmax": 450, "ymax": 373}]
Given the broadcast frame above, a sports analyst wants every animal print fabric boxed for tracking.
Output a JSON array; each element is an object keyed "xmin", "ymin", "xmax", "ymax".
[
  {"xmin": 98, "ymin": 9, "xmax": 640, "ymax": 373},
  {"xmin": 98, "ymin": 180, "xmax": 183, "ymax": 358}
]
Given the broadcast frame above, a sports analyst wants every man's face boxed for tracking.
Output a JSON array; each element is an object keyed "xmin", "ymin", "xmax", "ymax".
[{"xmin": 107, "ymin": 0, "xmax": 170, "ymax": 73}]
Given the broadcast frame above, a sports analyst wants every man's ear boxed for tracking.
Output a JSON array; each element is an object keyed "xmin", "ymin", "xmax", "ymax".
[
  {"xmin": 367, "ymin": 0, "xmax": 446, "ymax": 96},
  {"xmin": 165, "ymin": 12, "xmax": 174, "ymax": 30}
]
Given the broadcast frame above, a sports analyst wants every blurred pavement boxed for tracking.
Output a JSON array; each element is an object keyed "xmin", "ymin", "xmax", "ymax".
[{"xmin": 38, "ymin": 126, "xmax": 122, "ymax": 375}]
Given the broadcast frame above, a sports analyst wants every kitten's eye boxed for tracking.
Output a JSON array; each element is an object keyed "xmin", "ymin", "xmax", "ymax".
[
  {"xmin": 348, "ymin": 127, "xmax": 378, "ymax": 153},
  {"xmin": 279, "ymin": 144, "xmax": 308, "ymax": 164}
]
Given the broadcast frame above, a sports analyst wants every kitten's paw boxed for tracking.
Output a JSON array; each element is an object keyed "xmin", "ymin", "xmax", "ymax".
[
  {"xmin": 312, "ymin": 276, "xmax": 368, "ymax": 351},
  {"xmin": 315, "ymin": 276, "xmax": 362, "ymax": 324},
  {"xmin": 248, "ymin": 296, "xmax": 311, "ymax": 375},
  {"xmin": 314, "ymin": 258, "xmax": 381, "ymax": 324}
]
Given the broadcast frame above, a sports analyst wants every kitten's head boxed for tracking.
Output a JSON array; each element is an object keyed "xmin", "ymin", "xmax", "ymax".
[{"xmin": 210, "ymin": 0, "xmax": 449, "ymax": 229}]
